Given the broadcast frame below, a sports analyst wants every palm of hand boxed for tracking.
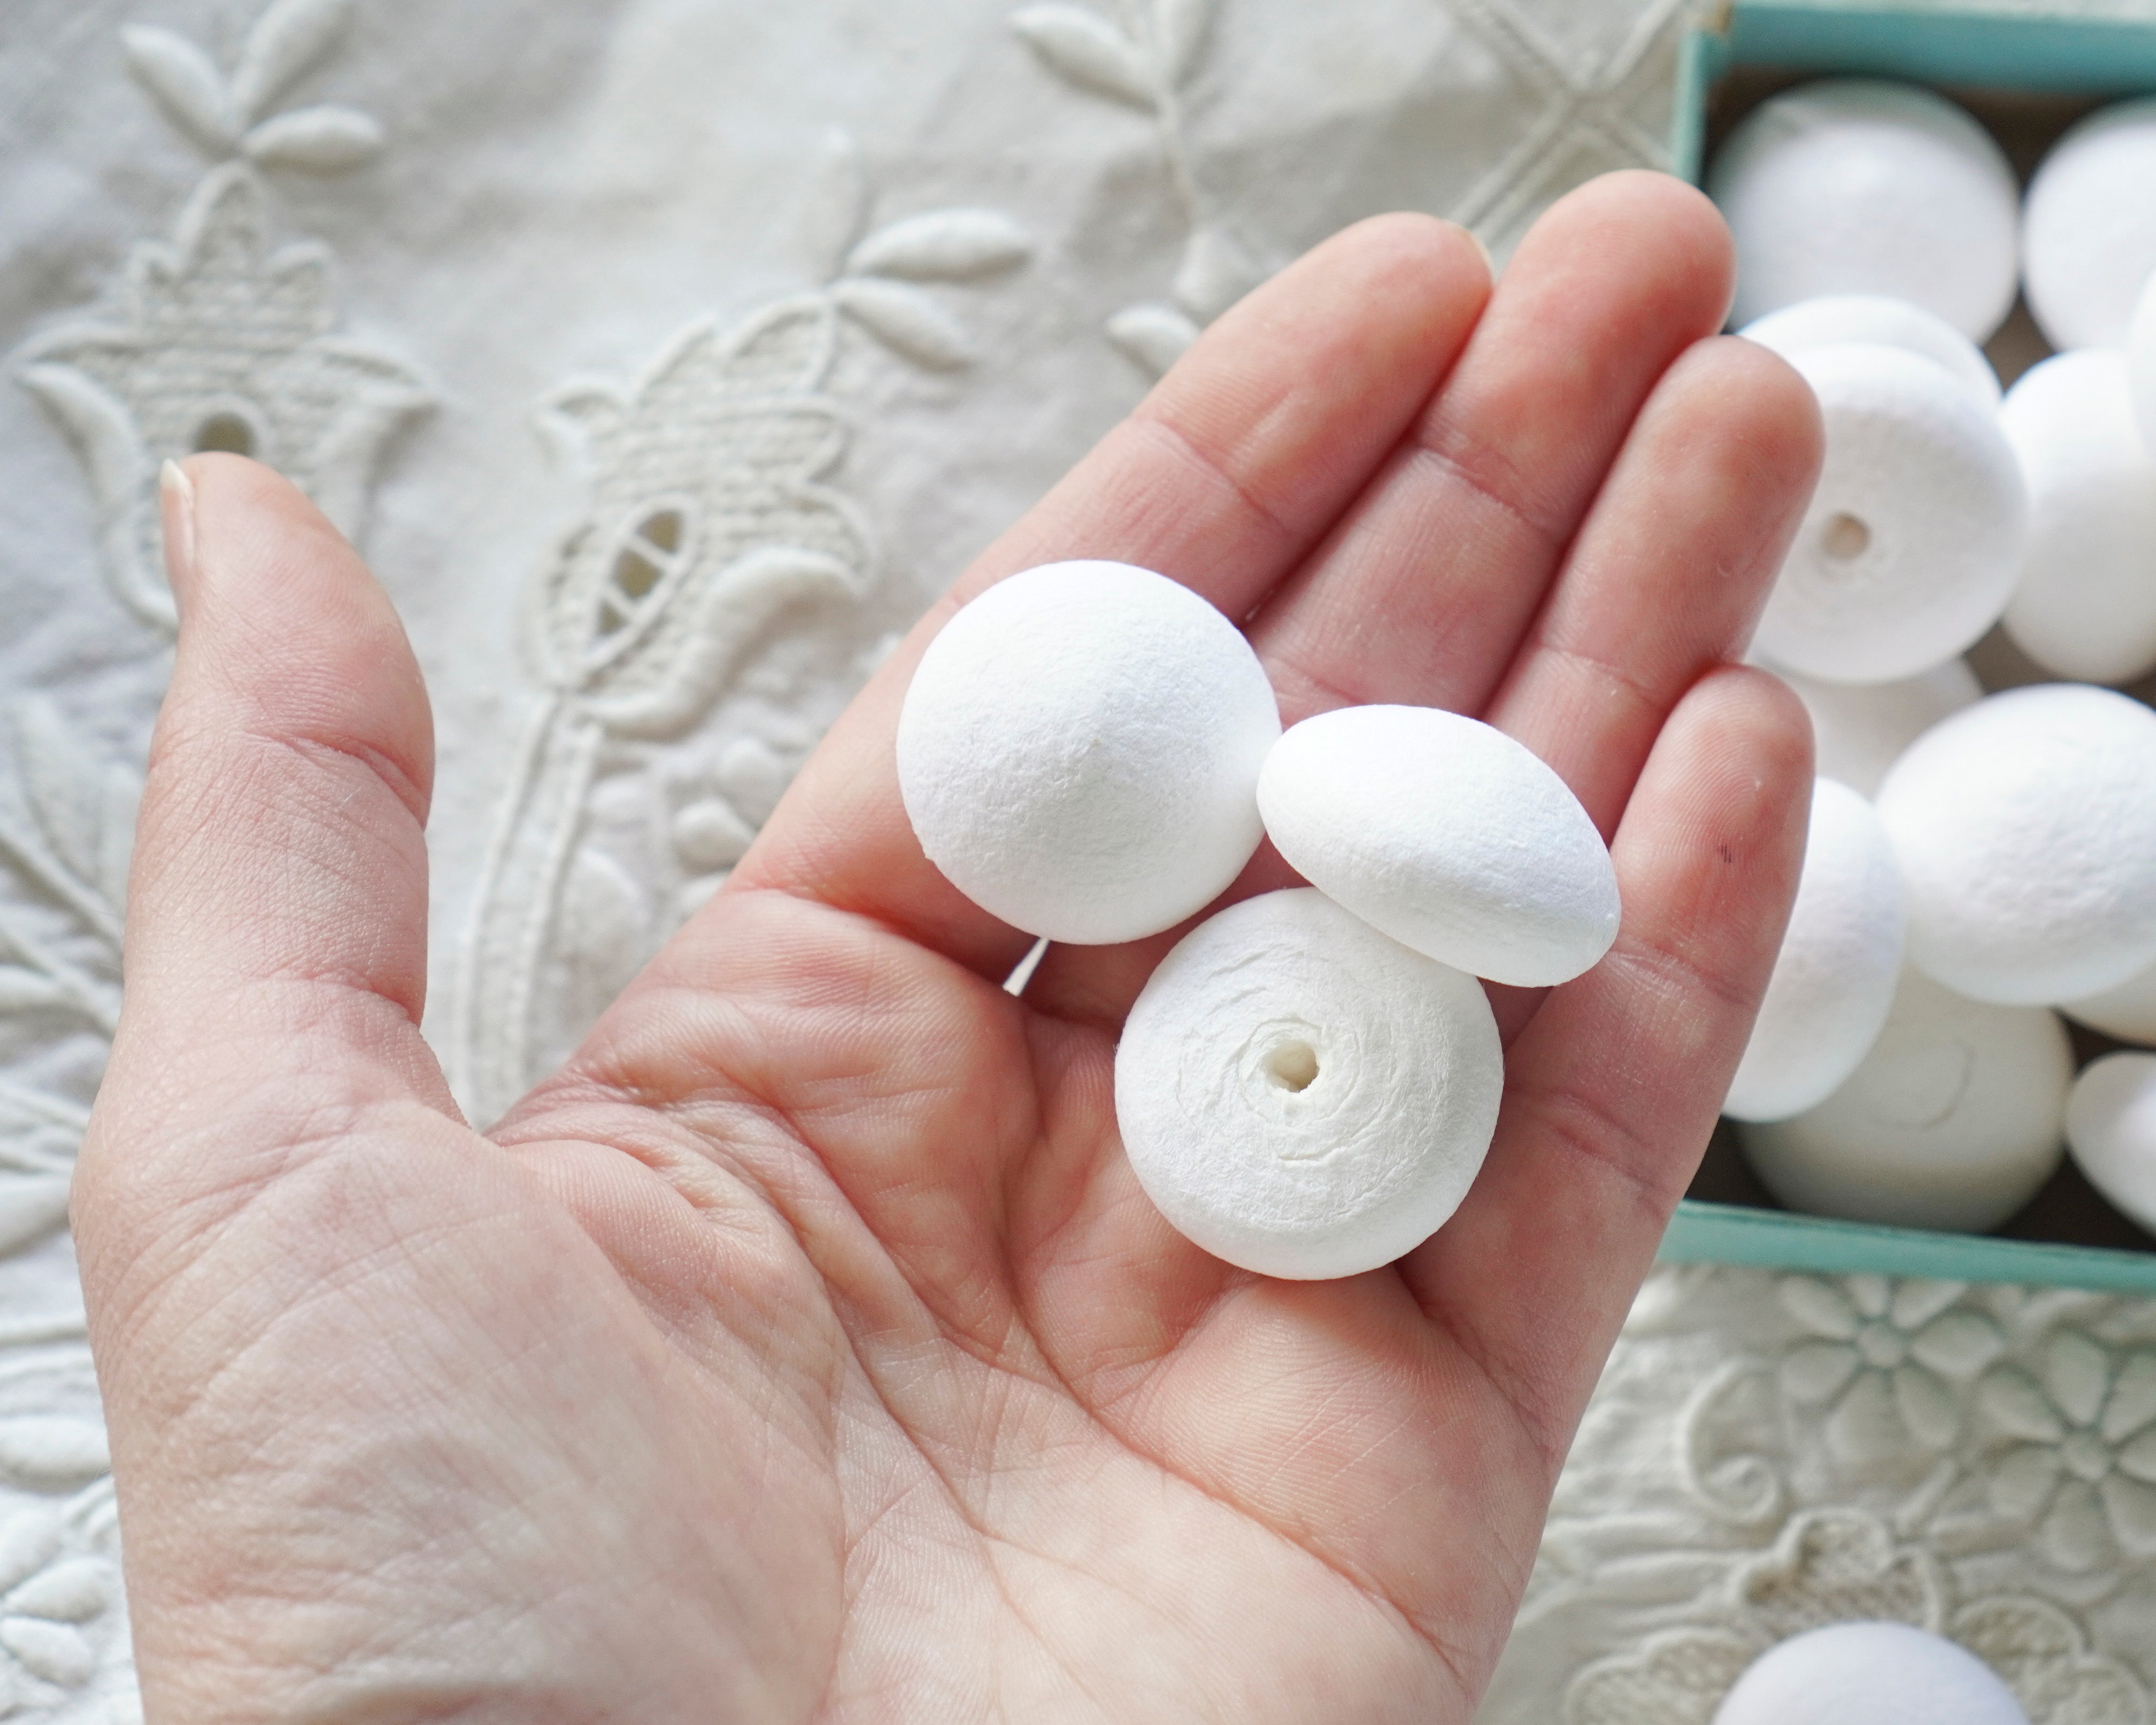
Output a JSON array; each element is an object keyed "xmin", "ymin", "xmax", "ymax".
[{"xmin": 74, "ymin": 175, "xmax": 1819, "ymax": 1725}]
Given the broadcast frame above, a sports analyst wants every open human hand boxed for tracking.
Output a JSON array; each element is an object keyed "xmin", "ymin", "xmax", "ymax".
[{"xmin": 74, "ymin": 171, "xmax": 1821, "ymax": 1723}]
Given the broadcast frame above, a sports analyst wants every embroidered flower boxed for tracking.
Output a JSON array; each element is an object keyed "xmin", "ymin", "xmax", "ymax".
[
  {"xmin": 1980, "ymin": 1335, "xmax": 2156, "ymax": 1572},
  {"xmin": 1776, "ymin": 1274, "xmax": 2004, "ymax": 1459}
]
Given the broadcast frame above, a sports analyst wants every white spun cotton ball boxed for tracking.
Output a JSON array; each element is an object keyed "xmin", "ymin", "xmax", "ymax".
[
  {"xmin": 2023, "ymin": 97, "xmax": 2156, "ymax": 351},
  {"xmin": 2061, "ymin": 958, "xmax": 2156, "ymax": 1044},
  {"xmin": 1255, "ymin": 704, "xmax": 1619, "ymax": 987},
  {"xmin": 1737, "ymin": 968, "xmax": 2070, "ymax": 1231},
  {"xmin": 1752, "ymin": 344, "xmax": 2026, "ymax": 684},
  {"xmin": 1875, "ymin": 684, "xmax": 2156, "ymax": 1005},
  {"xmin": 1769, "ymin": 658, "xmax": 1981, "ymax": 798},
  {"xmin": 1115, "ymin": 888, "xmax": 1503, "ymax": 1280},
  {"xmin": 1725, "ymin": 779, "xmax": 1906, "ymax": 1123},
  {"xmin": 1998, "ymin": 351, "xmax": 2156, "ymax": 685},
  {"xmin": 2131, "ymin": 269, "xmax": 2156, "ymax": 455},
  {"xmin": 1712, "ymin": 1622, "xmax": 2029, "ymax": 1725},
  {"xmin": 2065, "ymin": 1052, "xmax": 2156, "ymax": 1235},
  {"xmin": 1710, "ymin": 80, "xmax": 2020, "ymax": 338},
  {"xmin": 1740, "ymin": 294, "xmax": 2000, "ymax": 409},
  {"xmin": 897, "ymin": 560, "xmax": 1279, "ymax": 944}
]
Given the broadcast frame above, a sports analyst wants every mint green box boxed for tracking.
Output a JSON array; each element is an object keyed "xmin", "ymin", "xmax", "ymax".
[{"xmin": 1658, "ymin": 2, "xmax": 2156, "ymax": 1295}]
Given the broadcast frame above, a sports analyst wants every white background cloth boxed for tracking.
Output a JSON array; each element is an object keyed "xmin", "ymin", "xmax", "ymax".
[{"xmin": 0, "ymin": 0, "xmax": 2149, "ymax": 1718}]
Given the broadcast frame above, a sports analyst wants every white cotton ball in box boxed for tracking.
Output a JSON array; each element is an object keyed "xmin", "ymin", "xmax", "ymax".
[
  {"xmin": 1739, "ymin": 294, "xmax": 2000, "ymax": 409},
  {"xmin": 1725, "ymin": 779, "xmax": 1906, "ymax": 1123},
  {"xmin": 1875, "ymin": 684, "xmax": 2156, "ymax": 1005},
  {"xmin": 1768, "ymin": 658, "xmax": 1981, "ymax": 798},
  {"xmin": 1737, "ymin": 967, "xmax": 2070, "ymax": 1231},
  {"xmin": 2060, "ymin": 958, "xmax": 2156, "ymax": 1044},
  {"xmin": 1712, "ymin": 1622, "xmax": 2029, "ymax": 1725},
  {"xmin": 2065, "ymin": 1052, "xmax": 2156, "ymax": 1236},
  {"xmin": 1751, "ymin": 343, "xmax": 2026, "ymax": 684},
  {"xmin": 1114, "ymin": 888, "xmax": 1502, "ymax": 1280},
  {"xmin": 2023, "ymin": 97, "xmax": 2156, "ymax": 352},
  {"xmin": 896, "ymin": 560, "xmax": 1279, "ymax": 944},
  {"xmin": 1710, "ymin": 80, "xmax": 2020, "ymax": 340},
  {"xmin": 1254, "ymin": 704, "xmax": 1619, "ymax": 988},
  {"xmin": 2131, "ymin": 271, "xmax": 2156, "ymax": 455},
  {"xmin": 1998, "ymin": 351, "xmax": 2156, "ymax": 686}
]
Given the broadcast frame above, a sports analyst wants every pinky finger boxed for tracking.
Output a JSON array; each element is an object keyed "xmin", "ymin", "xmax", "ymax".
[{"xmin": 1399, "ymin": 665, "xmax": 1813, "ymax": 1467}]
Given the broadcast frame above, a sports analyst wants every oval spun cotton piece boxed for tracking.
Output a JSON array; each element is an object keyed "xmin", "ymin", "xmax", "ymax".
[
  {"xmin": 1876, "ymin": 684, "xmax": 2156, "ymax": 1005},
  {"xmin": 1736, "ymin": 967, "xmax": 2070, "ymax": 1233},
  {"xmin": 1752, "ymin": 343, "xmax": 2026, "ymax": 684},
  {"xmin": 1256, "ymin": 704, "xmax": 1620, "ymax": 987},
  {"xmin": 2061, "ymin": 956, "xmax": 2156, "ymax": 1045},
  {"xmin": 1724, "ymin": 779, "xmax": 1906, "ymax": 1123},
  {"xmin": 1712, "ymin": 1622, "xmax": 2029, "ymax": 1725},
  {"xmin": 2064, "ymin": 1052, "xmax": 2156, "ymax": 1237},
  {"xmin": 896, "ymin": 560, "xmax": 1280, "ymax": 945},
  {"xmin": 1115, "ymin": 888, "xmax": 1503, "ymax": 1281},
  {"xmin": 2023, "ymin": 96, "xmax": 2156, "ymax": 352},
  {"xmin": 1709, "ymin": 80, "xmax": 2020, "ymax": 339},
  {"xmin": 1999, "ymin": 351, "xmax": 2156, "ymax": 686},
  {"xmin": 1740, "ymin": 294, "xmax": 2000, "ymax": 409}
]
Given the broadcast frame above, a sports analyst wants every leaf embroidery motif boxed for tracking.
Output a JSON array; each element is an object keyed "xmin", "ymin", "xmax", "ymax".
[{"xmin": 1011, "ymin": 4, "xmax": 1156, "ymax": 106}]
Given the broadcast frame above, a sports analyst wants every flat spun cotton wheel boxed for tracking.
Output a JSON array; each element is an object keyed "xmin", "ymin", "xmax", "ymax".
[
  {"xmin": 1115, "ymin": 888, "xmax": 1503, "ymax": 1281},
  {"xmin": 1710, "ymin": 80, "xmax": 2020, "ymax": 339},
  {"xmin": 1752, "ymin": 343, "xmax": 2026, "ymax": 684},
  {"xmin": 896, "ymin": 559, "xmax": 1280, "ymax": 945},
  {"xmin": 1739, "ymin": 294, "xmax": 2000, "ymax": 409}
]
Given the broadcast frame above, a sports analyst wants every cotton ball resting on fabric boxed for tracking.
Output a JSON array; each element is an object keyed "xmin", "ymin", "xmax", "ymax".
[
  {"xmin": 1712, "ymin": 1622, "xmax": 2029, "ymax": 1725},
  {"xmin": 1115, "ymin": 888, "xmax": 1503, "ymax": 1280},
  {"xmin": 1739, "ymin": 294, "xmax": 2000, "ymax": 409},
  {"xmin": 1751, "ymin": 343, "xmax": 2026, "ymax": 683},
  {"xmin": 2023, "ymin": 97, "xmax": 2156, "ymax": 351},
  {"xmin": 1737, "ymin": 967, "xmax": 2069, "ymax": 1230},
  {"xmin": 1767, "ymin": 658, "xmax": 1981, "ymax": 798},
  {"xmin": 1725, "ymin": 779, "xmax": 1905, "ymax": 1123},
  {"xmin": 896, "ymin": 560, "xmax": 1279, "ymax": 944},
  {"xmin": 2064, "ymin": 1053, "xmax": 2156, "ymax": 1235},
  {"xmin": 1710, "ymin": 80, "xmax": 2020, "ymax": 338},
  {"xmin": 1998, "ymin": 351, "xmax": 2156, "ymax": 685},
  {"xmin": 1255, "ymin": 704, "xmax": 1619, "ymax": 987},
  {"xmin": 1875, "ymin": 685, "xmax": 2156, "ymax": 1004}
]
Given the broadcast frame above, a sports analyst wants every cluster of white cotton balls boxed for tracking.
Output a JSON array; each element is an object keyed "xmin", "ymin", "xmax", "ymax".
[
  {"xmin": 896, "ymin": 559, "xmax": 1620, "ymax": 1280},
  {"xmin": 1711, "ymin": 80, "xmax": 2156, "ymax": 1241}
]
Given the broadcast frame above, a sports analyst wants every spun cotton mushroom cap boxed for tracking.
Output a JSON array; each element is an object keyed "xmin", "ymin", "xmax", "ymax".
[
  {"xmin": 1767, "ymin": 659, "xmax": 1981, "ymax": 798},
  {"xmin": 1999, "ymin": 351, "xmax": 2156, "ymax": 686},
  {"xmin": 1875, "ymin": 684, "xmax": 2156, "ymax": 1005},
  {"xmin": 1739, "ymin": 294, "xmax": 2000, "ymax": 409},
  {"xmin": 1752, "ymin": 343, "xmax": 2026, "ymax": 685},
  {"xmin": 1711, "ymin": 1622, "xmax": 2029, "ymax": 1725},
  {"xmin": 1736, "ymin": 967, "xmax": 2070, "ymax": 1232},
  {"xmin": 2064, "ymin": 1052, "xmax": 2156, "ymax": 1236},
  {"xmin": 1115, "ymin": 888, "xmax": 1503, "ymax": 1281},
  {"xmin": 1710, "ymin": 80, "xmax": 2020, "ymax": 338},
  {"xmin": 896, "ymin": 559, "xmax": 1280, "ymax": 945},
  {"xmin": 1254, "ymin": 704, "xmax": 1619, "ymax": 987},
  {"xmin": 1725, "ymin": 779, "xmax": 1906, "ymax": 1123},
  {"xmin": 2023, "ymin": 97, "xmax": 2156, "ymax": 351}
]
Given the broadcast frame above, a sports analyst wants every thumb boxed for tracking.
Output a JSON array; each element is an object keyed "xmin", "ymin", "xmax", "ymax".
[{"xmin": 76, "ymin": 454, "xmax": 455, "ymax": 1262}]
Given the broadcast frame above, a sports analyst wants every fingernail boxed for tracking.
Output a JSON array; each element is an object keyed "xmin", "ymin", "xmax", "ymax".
[
  {"xmin": 1460, "ymin": 222, "xmax": 1495, "ymax": 280},
  {"xmin": 159, "ymin": 459, "xmax": 198, "ymax": 601}
]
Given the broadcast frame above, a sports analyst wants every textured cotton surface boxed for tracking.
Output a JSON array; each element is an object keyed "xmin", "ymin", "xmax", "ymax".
[
  {"xmin": 1114, "ymin": 888, "xmax": 1502, "ymax": 1280},
  {"xmin": 1712, "ymin": 1622, "xmax": 2030, "ymax": 1725},
  {"xmin": 2023, "ymin": 97, "xmax": 2156, "ymax": 351},
  {"xmin": 896, "ymin": 560, "xmax": 1277, "ymax": 943},
  {"xmin": 1724, "ymin": 778, "xmax": 1905, "ymax": 1123},
  {"xmin": 1877, "ymin": 684, "xmax": 2156, "ymax": 1005},
  {"xmin": 1753, "ymin": 343, "xmax": 2026, "ymax": 684},
  {"xmin": 1737, "ymin": 966, "xmax": 2072, "ymax": 1233},
  {"xmin": 1739, "ymin": 293, "xmax": 2001, "ymax": 407},
  {"xmin": 1255, "ymin": 703, "xmax": 1619, "ymax": 987},
  {"xmin": 1710, "ymin": 80, "xmax": 2020, "ymax": 338},
  {"xmin": 2000, "ymin": 351, "xmax": 2156, "ymax": 685}
]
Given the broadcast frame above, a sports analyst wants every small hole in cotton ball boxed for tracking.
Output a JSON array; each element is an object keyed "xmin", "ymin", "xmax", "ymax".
[
  {"xmin": 1821, "ymin": 511, "xmax": 1872, "ymax": 560},
  {"xmin": 1265, "ymin": 1040, "xmax": 1319, "ymax": 1092}
]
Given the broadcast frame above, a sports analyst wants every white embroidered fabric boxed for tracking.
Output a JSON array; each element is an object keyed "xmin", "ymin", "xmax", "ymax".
[{"xmin": 0, "ymin": 0, "xmax": 2149, "ymax": 1716}]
